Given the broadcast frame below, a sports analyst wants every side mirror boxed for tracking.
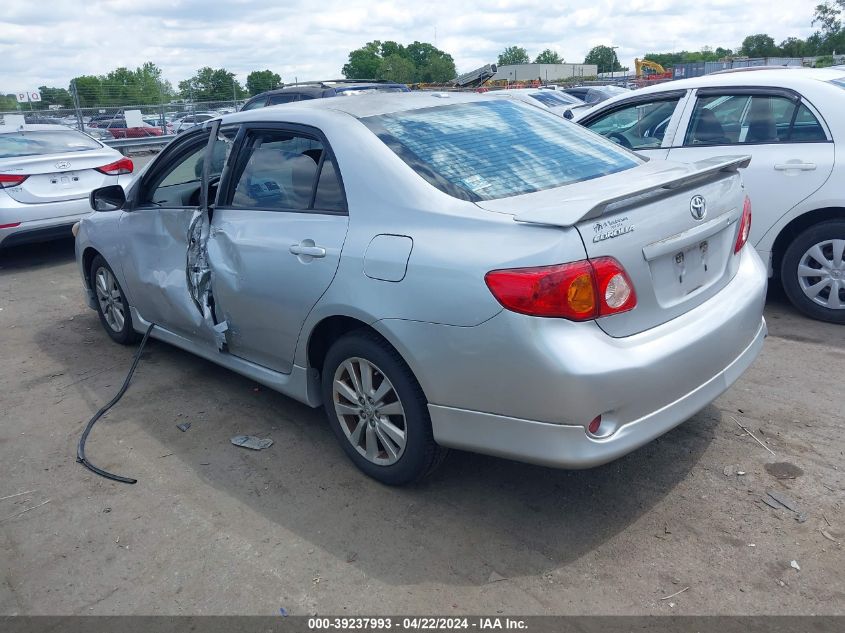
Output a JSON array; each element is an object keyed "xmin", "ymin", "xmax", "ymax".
[
  {"xmin": 563, "ymin": 109, "xmax": 574, "ymax": 120},
  {"xmin": 90, "ymin": 185, "xmax": 126, "ymax": 212}
]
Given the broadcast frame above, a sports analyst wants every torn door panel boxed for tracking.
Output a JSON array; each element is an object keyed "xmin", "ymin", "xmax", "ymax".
[{"xmin": 186, "ymin": 208, "xmax": 228, "ymax": 350}]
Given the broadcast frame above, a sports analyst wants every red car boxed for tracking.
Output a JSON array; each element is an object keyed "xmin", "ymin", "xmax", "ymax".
[{"xmin": 104, "ymin": 122, "xmax": 165, "ymax": 138}]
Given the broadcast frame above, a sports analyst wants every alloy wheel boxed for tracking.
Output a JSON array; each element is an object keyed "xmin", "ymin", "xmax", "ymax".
[
  {"xmin": 94, "ymin": 266, "xmax": 126, "ymax": 332},
  {"xmin": 796, "ymin": 239, "xmax": 845, "ymax": 310},
  {"xmin": 332, "ymin": 357, "xmax": 407, "ymax": 466}
]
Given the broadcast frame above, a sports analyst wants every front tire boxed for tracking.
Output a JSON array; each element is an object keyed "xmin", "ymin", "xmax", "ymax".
[
  {"xmin": 90, "ymin": 254, "xmax": 139, "ymax": 344},
  {"xmin": 781, "ymin": 220, "xmax": 845, "ymax": 324},
  {"xmin": 321, "ymin": 330, "xmax": 447, "ymax": 485}
]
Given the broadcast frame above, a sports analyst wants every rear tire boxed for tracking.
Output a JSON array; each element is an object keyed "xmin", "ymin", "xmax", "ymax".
[
  {"xmin": 90, "ymin": 254, "xmax": 140, "ymax": 345},
  {"xmin": 780, "ymin": 220, "xmax": 845, "ymax": 324},
  {"xmin": 321, "ymin": 330, "xmax": 447, "ymax": 485}
]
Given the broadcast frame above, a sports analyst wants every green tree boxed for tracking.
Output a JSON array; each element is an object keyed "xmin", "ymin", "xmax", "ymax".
[
  {"xmin": 342, "ymin": 40, "xmax": 455, "ymax": 83},
  {"xmin": 779, "ymin": 37, "xmax": 807, "ymax": 57},
  {"xmin": 740, "ymin": 33, "xmax": 779, "ymax": 57},
  {"xmin": 498, "ymin": 46, "xmax": 530, "ymax": 65},
  {"xmin": 584, "ymin": 45, "xmax": 622, "ymax": 72},
  {"xmin": 70, "ymin": 75, "xmax": 103, "ymax": 107},
  {"xmin": 378, "ymin": 54, "xmax": 416, "ymax": 83},
  {"xmin": 342, "ymin": 41, "xmax": 384, "ymax": 78},
  {"xmin": 534, "ymin": 49, "xmax": 563, "ymax": 64},
  {"xmin": 422, "ymin": 55, "xmax": 456, "ymax": 82},
  {"xmin": 813, "ymin": 1, "xmax": 843, "ymax": 35},
  {"xmin": 179, "ymin": 67, "xmax": 245, "ymax": 102},
  {"xmin": 246, "ymin": 70, "xmax": 282, "ymax": 95},
  {"xmin": 36, "ymin": 86, "xmax": 73, "ymax": 109}
]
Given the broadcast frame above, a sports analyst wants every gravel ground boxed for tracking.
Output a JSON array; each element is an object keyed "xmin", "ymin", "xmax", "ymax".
[{"xmin": 0, "ymin": 238, "xmax": 842, "ymax": 615}]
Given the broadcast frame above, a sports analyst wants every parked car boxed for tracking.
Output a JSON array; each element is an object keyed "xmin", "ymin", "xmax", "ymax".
[
  {"xmin": 86, "ymin": 114, "xmax": 124, "ymax": 128},
  {"xmin": 484, "ymin": 88, "xmax": 588, "ymax": 119},
  {"xmin": 563, "ymin": 84, "xmax": 631, "ymax": 104},
  {"xmin": 102, "ymin": 121, "xmax": 165, "ymax": 138},
  {"xmin": 240, "ymin": 80, "xmax": 410, "ymax": 111},
  {"xmin": 76, "ymin": 93, "xmax": 766, "ymax": 484},
  {"xmin": 1, "ymin": 124, "xmax": 132, "ymax": 249},
  {"xmin": 23, "ymin": 114, "xmax": 66, "ymax": 126},
  {"xmin": 172, "ymin": 113, "xmax": 218, "ymax": 134},
  {"xmin": 575, "ymin": 68, "xmax": 845, "ymax": 323}
]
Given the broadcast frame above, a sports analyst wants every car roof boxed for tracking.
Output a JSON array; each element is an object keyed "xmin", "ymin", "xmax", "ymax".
[
  {"xmin": 577, "ymin": 67, "xmax": 845, "ymax": 116},
  {"xmin": 0, "ymin": 123, "xmax": 73, "ymax": 134},
  {"xmin": 229, "ymin": 91, "xmax": 485, "ymax": 122}
]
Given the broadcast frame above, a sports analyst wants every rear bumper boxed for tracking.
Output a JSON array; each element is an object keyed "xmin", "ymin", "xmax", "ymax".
[
  {"xmin": 1, "ymin": 194, "xmax": 93, "ymax": 249},
  {"xmin": 429, "ymin": 317, "xmax": 765, "ymax": 468},
  {"xmin": 377, "ymin": 246, "xmax": 768, "ymax": 468}
]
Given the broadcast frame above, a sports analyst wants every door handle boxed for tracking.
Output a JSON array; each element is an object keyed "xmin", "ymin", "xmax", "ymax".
[
  {"xmin": 774, "ymin": 162, "xmax": 817, "ymax": 171},
  {"xmin": 289, "ymin": 242, "xmax": 326, "ymax": 258}
]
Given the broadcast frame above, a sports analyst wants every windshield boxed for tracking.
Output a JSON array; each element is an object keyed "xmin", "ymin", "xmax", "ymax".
[
  {"xmin": 336, "ymin": 85, "xmax": 409, "ymax": 96},
  {"xmin": 529, "ymin": 91, "xmax": 580, "ymax": 107},
  {"xmin": 0, "ymin": 130, "xmax": 102, "ymax": 158},
  {"xmin": 362, "ymin": 100, "xmax": 639, "ymax": 201}
]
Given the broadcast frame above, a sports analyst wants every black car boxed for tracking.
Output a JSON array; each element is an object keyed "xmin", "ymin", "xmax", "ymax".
[{"xmin": 240, "ymin": 80, "xmax": 410, "ymax": 111}]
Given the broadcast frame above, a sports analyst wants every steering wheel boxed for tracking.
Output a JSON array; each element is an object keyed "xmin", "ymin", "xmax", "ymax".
[{"xmin": 607, "ymin": 132, "xmax": 633, "ymax": 149}]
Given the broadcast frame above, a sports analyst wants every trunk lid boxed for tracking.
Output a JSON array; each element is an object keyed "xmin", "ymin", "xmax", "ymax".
[
  {"xmin": 477, "ymin": 156, "xmax": 750, "ymax": 337},
  {"xmin": 1, "ymin": 149, "xmax": 119, "ymax": 204}
]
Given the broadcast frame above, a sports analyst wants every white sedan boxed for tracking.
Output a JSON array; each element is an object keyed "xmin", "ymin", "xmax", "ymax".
[
  {"xmin": 0, "ymin": 124, "xmax": 133, "ymax": 249},
  {"xmin": 484, "ymin": 88, "xmax": 588, "ymax": 119},
  {"xmin": 575, "ymin": 68, "xmax": 845, "ymax": 323}
]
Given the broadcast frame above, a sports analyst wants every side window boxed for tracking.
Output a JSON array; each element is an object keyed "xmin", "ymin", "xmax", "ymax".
[
  {"xmin": 312, "ymin": 160, "xmax": 345, "ymax": 212},
  {"xmin": 585, "ymin": 97, "xmax": 681, "ymax": 150},
  {"xmin": 790, "ymin": 103, "xmax": 827, "ymax": 142},
  {"xmin": 229, "ymin": 131, "xmax": 322, "ymax": 211},
  {"xmin": 685, "ymin": 93, "xmax": 825, "ymax": 146},
  {"xmin": 267, "ymin": 93, "xmax": 299, "ymax": 106},
  {"xmin": 142, "ymin": 140, "xmax": 208, "ymax": 207},
  {"xmin": 241, "ymin": 99, "xmax": 266, "ymax": 111}
]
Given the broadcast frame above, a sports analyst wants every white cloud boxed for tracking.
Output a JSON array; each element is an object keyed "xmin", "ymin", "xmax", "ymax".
[{"xmin": 0, "ymin": 0, "xmax": 821, "ymax": 91}]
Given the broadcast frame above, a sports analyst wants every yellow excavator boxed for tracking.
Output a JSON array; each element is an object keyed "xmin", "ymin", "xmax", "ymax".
[{"xmin": 635, "ymin": 58, "xmax": 672, "ymax": 80}]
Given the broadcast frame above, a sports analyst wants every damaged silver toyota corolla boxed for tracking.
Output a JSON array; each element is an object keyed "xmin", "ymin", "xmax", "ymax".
[{"xmin": 75, "ymin": 93, "xmax": 767, "ymax": 485}]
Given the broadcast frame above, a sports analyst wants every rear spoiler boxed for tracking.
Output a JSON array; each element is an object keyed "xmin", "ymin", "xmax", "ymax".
[{"xmin": 509, "ymin": 155, "xmax": 751, "ymax": 227}]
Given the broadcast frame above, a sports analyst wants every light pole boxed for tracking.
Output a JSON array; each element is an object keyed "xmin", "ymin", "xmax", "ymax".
[{"xmin": 609, "ymin": 46, "xmax": 619, "ymax": 77}]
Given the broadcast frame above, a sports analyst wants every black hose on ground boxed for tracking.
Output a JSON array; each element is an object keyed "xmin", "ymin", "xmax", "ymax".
[{"xmin": 76, "ymin": 323, "xmax": 155, "ymax": 484}]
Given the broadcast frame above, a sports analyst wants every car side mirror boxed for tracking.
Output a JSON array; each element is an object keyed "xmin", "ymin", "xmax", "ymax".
[
  {"xmin": 90, "ymin": 185, "xmax": 126, "ymax": 212},
  {"xmin": 563, "ymin": 109, "xmax": 574, "ymax": 120}
]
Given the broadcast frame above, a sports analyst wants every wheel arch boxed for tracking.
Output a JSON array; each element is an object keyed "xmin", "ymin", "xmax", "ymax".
[
  {"xmin": 771, "ymin": 207, "xmax": 845, "ymax": 278},
  {"xmin": 81, "ymin": 246, "xmax": 103, "ymax": 289}
]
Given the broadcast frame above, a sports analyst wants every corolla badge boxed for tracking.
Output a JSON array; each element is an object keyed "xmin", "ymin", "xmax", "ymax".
[
  {"xmin": 55, "ymin": 161, "xmax": 71, "ymax": 170},
  {"xmin": 690, "ymin": 195, "xmax": 707, "ymax": 221},
  {"xmin": 592, "ymin": 216, "xmax": 634, "ymax": 243}
]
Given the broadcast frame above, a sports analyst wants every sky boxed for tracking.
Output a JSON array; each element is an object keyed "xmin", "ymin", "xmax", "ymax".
[{"xmin": 1, "ymin": 0, "xmax": 823, "ymax": 91}]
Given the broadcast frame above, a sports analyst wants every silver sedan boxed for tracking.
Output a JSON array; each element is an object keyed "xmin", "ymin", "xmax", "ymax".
[
  {"xmin": 75, "ymin": 93, "xmax": 767, "ymax": 484},
  {"xmin": 1, "ymin": 124, "xmax": 132, "ymax": 248}
]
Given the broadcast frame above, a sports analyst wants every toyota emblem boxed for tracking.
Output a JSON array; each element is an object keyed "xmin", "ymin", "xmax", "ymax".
[
  {"xmin": 690, "ymin": 195, "xmax": 707, "ymax": 221},
  {"xmin": 55, "ymin": 161, "xmax": 71, "ymax": 170}
]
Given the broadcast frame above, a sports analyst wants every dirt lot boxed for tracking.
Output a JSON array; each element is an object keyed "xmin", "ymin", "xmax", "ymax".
[{"xmin": 0, "ymin": 238, "xmax": 843, "ymax": 616}]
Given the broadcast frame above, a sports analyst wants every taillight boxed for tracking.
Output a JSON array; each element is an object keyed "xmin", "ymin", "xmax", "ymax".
[
  {"xmin": 0, "ymin": 174, "xmax": 28, "ymax": 189},
  {"xmin": 485, "ymin": 257, "xmax": 636, "ymax": 320},
  {"xmin": 734, "ymin": 195, "xmax": 752, "ymax": 254},
  {"xmin": 96, "ymin": 157, "xmax": 134, "ymax": 175}
]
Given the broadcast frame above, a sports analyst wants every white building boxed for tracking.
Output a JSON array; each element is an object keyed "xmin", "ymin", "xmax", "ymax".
[{"xmin": 492, "ymin": 63, "xmax": 599, "ymax": 82}]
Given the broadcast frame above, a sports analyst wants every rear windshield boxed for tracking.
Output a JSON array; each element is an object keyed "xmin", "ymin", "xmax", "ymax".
[
  {"xmin": 336, "ymin": 86, "xmax": 409, "ymax": 96},
  {"xmin": 362, "ymin": 100, "xmax": 639, "ymax": 201},
  {"xmin": 529, "ymin": 91, "xmax": 580, "ymax": 107},
  {"xmin": 0, "ymin": 130, "xmax": 102, "ymax": 158}
]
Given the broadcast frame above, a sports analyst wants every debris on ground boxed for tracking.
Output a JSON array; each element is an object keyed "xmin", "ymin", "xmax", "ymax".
[
  {"xmin": 231, "ymin": 435, "xmax": 273, "ymax": 450},
  {"xmin": 766, "ymin": 490, "xmax": 802, "ymax": 514},
  {"xmin": 790, "ymin": 560, "xmax": 801, "ymax": 571},
  {"xmin": 1, "ymin": 498, "xmax": 51, "ymax": 523},
  {"xmin": 660, "ymin": 586, "xmax": 689, "ymax": 600},
  {"xmin": 764, "ymin": 462, "xmax": 804, "ymax": 480},
  {"xmin": 820, "ymin": 529, "xmax": 840, "ymax": 544},
  {"xmin": 176, "ymin": 422, "xmax": 191, "ymax": 432},
  {"xmin": 0, "ymin": 489, "xmax": 37, "ymax": 502},
  {"xmin": 279, "ymin": 607, "xmax": 288, "ymax": 616},
  {"xmin": 731, "ymin": 415, "xmax": 776, "ymax": 456},
  {"xmin": 487, "ymin": 571, "xmax": 507, "ymax": 583}
]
